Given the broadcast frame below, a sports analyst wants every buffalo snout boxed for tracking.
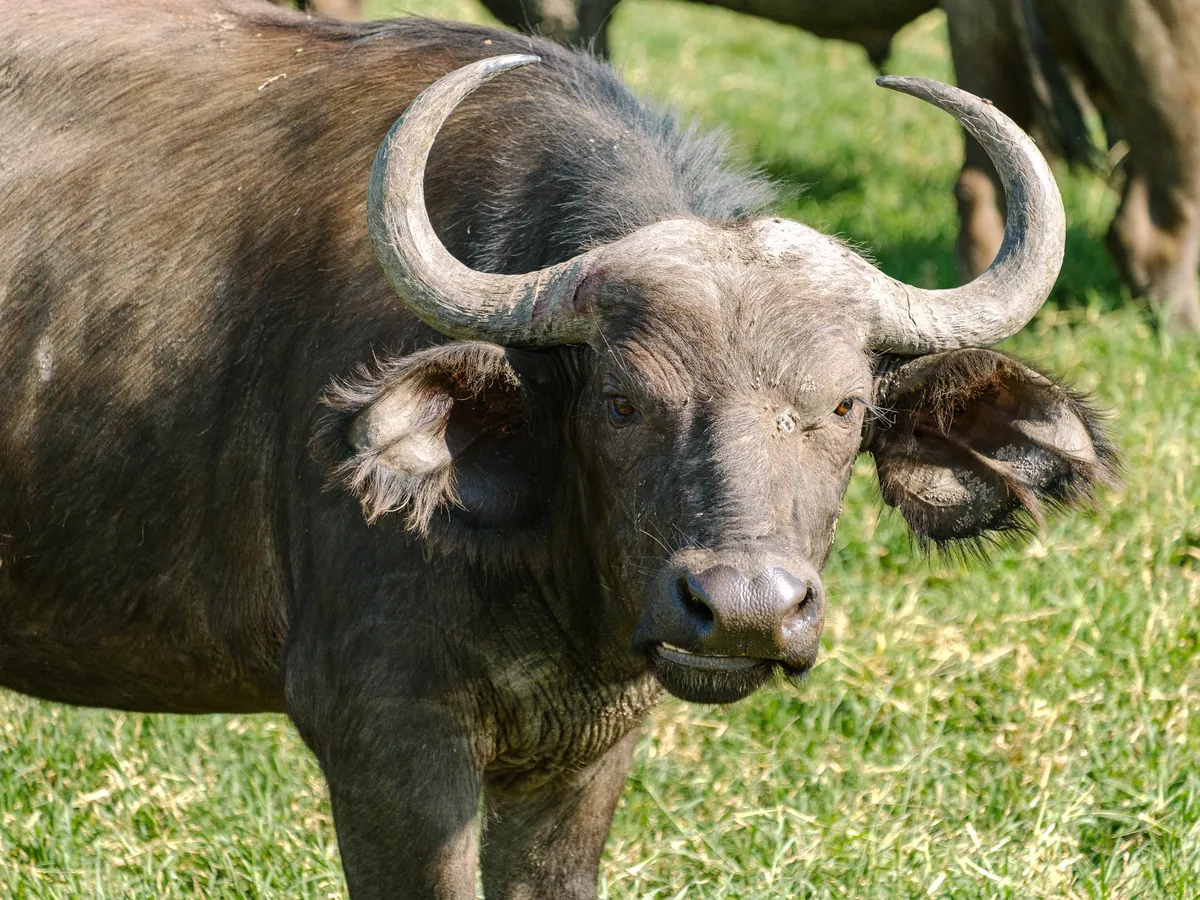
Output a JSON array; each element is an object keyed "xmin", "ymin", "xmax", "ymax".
[
  {"xmin": 636, "ymin": 552, "xmax": 825, "ymax": 704},
  {"xmin": 680, "ymin": 564, "xmax": 822, "ymax": 658}
]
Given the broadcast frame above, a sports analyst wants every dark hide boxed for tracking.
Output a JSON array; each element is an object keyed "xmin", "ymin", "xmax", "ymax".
[{"xmin": 0, "ymin": 2, "xmax": 1114, "ymax": 896}]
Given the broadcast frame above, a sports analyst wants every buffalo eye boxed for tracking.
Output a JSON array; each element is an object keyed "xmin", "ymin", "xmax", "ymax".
[
  {"xmin": 607, "ymin": 395, "xmax": 640, "ymax": 427},
  {"xmin": 834, "ymin": 398, "xmax": 855, "ymax": 417}
]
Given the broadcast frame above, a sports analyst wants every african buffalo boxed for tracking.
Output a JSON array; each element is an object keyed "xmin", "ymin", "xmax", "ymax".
[{"xmin": 0, "ymin": 0, "xmax": 1114, "ymax": 895}]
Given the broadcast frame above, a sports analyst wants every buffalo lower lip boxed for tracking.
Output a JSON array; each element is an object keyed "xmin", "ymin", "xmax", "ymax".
[{"xmin": 656, "ymin": 643, "xmax": 764, "ymax": 672}]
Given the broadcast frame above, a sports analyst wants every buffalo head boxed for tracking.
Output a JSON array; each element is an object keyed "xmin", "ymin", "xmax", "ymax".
[{"xmin": 326, "ymin": 56, "xmax": 1115, "ymax": 704}]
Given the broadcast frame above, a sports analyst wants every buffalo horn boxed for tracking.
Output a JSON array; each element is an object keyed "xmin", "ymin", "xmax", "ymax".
[
  {"xmin": 867, "ymin": 76, "xmax": 1065, "ymax": 353},
  {"xmin": 367, "ymin": 54, "xmax": 598, "ymax": 346}
]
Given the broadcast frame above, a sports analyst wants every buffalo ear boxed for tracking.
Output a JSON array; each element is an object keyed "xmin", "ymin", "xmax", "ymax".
[
  {"xmin": 865, "ymin": 349, "xmax": 1118, "ymax": 546},
  {"xmin": 317, "ymin": 342, "xmax": 559, "ymax": 533}
]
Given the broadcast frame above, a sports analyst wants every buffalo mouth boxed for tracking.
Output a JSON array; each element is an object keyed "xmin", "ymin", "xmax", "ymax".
[
  {"xmin": 657, "ymin": 643, "xmax": 762, "ymax": 671},
  {"xmin": 649, "ymin": 643, "xmax": 810, "ymax": 704}
]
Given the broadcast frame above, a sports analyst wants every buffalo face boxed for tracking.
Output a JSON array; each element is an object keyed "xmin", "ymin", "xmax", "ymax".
[
  {"xmin": 322, "ymin": 57, "xmax": 1117, "ymax": 706},
  {"xmin": 323, "ymin": 234, "xmax": 1115, "ymax": 706},
  {"xmin": 567, "ymin": 250, "xmax": 871, "ymax": 702}
]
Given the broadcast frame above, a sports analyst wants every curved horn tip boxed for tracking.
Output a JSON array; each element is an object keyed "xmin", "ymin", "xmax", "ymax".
[
  {"xmin": 866, "ymin": 72, "xmax": 1064, "ymax": 353},
  {"xmin": 875, "ymin": 74, "xmax": 964, "ymax": 105},
  {"xmin": 482, "ymin": 53, "xmax": 542, "ymax": 71}
]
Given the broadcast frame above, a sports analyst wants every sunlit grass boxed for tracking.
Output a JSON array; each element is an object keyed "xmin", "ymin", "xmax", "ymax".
[{"xmin": 3, "ymin": 1, "xmax": 1198, "ymax": 897}]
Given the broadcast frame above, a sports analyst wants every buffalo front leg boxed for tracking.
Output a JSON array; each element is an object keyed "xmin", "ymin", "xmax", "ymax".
[
  {"xmin": 475, "ymin": 0, "xmax": 618, "ymax": 56},
  {"xmin": 480, "ymin": 727, "xmax": 641, "ymax": 899},
  {"xmin": 291, "ymin": 695, "xmax": 484, "ymax": 899}
]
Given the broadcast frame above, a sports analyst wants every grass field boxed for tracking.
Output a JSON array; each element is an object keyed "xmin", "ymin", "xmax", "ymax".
[{"xmin": 3, "ymin": 0, "xmax": 1200, "ymax": 897}]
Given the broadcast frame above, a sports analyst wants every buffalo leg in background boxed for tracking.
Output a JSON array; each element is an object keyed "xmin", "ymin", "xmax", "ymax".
[
  {"xmin": 942, "ymin": 0, "xmax": 1039, "ymax": 283},
  {"xmin": 1107, "ymin": 173, "xmax": 1200, "ymax": 330},
  {"xmin": 477, "ymin": 0, "xmax": 620, "ymax": 56},
  {"xmin": 1038, "ymin": 0, "xmax": 1200, "ymax": 330},
  {"xmin": 294, "ymin": 0, "xmax": 363, "ymax": 18}
]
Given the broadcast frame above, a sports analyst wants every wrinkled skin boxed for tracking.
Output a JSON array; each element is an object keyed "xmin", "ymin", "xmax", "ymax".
[
  {"xmin": 946, "ymin": 0, "xmax": 1200, "ymax": 331},
  {"xmin": 479, "ymin": 0, "xmax": 936, "ymax": 63},
  {"xmin": 0, "ymin": 2, "xmax": 1114, "ymax": 897}
]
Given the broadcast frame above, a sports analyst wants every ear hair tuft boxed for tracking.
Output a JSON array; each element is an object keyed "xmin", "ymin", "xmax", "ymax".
[{"xmin": 312, "ymin": 343, "xmax": 523, "ymax": 533}]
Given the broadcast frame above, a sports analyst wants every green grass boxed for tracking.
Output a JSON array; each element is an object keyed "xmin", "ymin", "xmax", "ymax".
[{"xmin": 4, "ymin": 1, "xmax": 1200, "ymax": 897}]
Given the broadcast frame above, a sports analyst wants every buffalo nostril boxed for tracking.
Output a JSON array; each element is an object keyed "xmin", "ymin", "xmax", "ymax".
[
  {"xmin": 780, "ymin": 577, "xmax": 821, "ymax": 631},
  {"xmin": 802, "ymin": 583, "xmax": 818, "ymax": 609},
  {"xmin": 678, "ymin": 575, "xmax": 715, "ymax": 626}
]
